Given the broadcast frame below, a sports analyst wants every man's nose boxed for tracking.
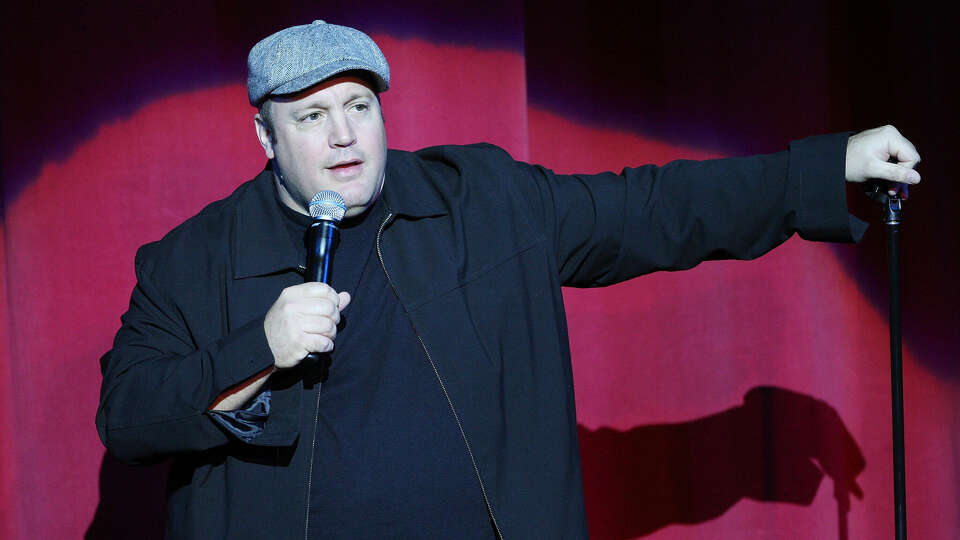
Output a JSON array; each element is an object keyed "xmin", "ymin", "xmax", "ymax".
[{"xmin": 328, "ymin": 115, "xmax": 357, "ymax": 148}]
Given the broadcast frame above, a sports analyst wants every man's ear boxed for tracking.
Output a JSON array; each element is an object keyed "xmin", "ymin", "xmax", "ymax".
[{"xmin": 254, "ymin": 113, "xmax": 275, "ymax": 159}]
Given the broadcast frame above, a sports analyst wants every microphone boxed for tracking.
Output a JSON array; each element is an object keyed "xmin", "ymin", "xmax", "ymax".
[
  {"xmin": 305, "ymin": 190, "xmax": 346, "ymax": 282},
  {"xmin": 304, "ymin": 190, "xmax": 346, "ymax": 363}
]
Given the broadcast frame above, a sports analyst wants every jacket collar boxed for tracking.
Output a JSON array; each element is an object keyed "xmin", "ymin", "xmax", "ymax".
[
  {"xmin": 232, "ymin": 165, "xmax": 303, "ymax": 279},
  {"xmin": 233, "ymin": 150, "xmax": 448, "ymax": 279},
  {"xmin": 380, "ymin": 149, "xmax": 449, "ymax": 219}
]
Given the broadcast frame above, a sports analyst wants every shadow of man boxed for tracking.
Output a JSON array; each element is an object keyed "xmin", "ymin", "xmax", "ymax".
[
  {"xmin": 578, "ymin": 385, "xmax": 865, "ymax": 539},
  {"xmin": 84, "ymin": 454, "xmax": 168, "ymax": 540}
]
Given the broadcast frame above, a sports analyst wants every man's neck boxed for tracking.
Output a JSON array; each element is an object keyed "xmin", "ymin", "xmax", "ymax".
[{"xmin": 273, "ymin": 174, "xmax": 310, "ymax": 216}]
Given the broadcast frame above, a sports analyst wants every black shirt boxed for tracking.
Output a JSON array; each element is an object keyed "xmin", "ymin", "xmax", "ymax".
[{"xmin": 279, "ymin": 194, "xmax": 494, "ymax": 539}]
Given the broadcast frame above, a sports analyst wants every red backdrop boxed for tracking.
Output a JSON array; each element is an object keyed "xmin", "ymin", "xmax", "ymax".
[{"xmin": 2, "ymin": 2, "xmax": 958, "ymax": 539}]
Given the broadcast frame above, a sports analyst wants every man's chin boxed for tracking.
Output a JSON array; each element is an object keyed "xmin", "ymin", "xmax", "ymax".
[
  {"xmin": 341, "ymin": 180, "xmax": 384, "ymax": 219},
  {"xmin": 342, "ymin": 197, "xmax": 377, "ymax": 219}
]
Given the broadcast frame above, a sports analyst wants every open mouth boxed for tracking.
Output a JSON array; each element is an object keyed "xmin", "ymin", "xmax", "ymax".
[{"xmin": 329, "ymin": 160, "xmax": 362, "ymax": 170}]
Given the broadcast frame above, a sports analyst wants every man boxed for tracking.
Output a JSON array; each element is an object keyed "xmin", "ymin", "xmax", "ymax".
[{"xmin": 96, "ymin": 20, "xmax": 920, "ymax": 539}]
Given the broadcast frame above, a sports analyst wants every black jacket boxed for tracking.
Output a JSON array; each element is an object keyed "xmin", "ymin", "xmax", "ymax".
[{"xmin": 97, "ymin": 135, "xmax": 864, "ymax": 539}]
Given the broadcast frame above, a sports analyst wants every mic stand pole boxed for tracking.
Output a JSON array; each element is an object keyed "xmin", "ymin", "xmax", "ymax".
[{"xmin": 865, "ymin": 183, "xmax": 907, "ymax": 540}]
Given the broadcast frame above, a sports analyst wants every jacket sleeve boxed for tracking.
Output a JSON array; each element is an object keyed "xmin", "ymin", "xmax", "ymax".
[
  {"xmin": 96, "ymin": 242, "xmax": 286, "ymax": 465},
  {"xmin": 511, "ymin": 132, "xmax": 867, "ymax": 287}
]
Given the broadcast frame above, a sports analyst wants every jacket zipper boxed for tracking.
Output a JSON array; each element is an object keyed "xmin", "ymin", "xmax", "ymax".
[
  {"xmin": 302, "ymin": 385, "xmax": 322, "ymax": 539},
  {"xmin": 299, "ymin": 264, "xmax": 323, "ymax": 540},
  {"xmin": 376, "ymin": 212, "xmax": 504, "ymax": 540}
]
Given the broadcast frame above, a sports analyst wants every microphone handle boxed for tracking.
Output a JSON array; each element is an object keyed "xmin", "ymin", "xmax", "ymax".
[
  {"xmin": 305, "ymin": 219, "xmax": 339, "ymax": 283},
  {"xmin": 304, "ymin": 219, "xmax": 340, "ymax": 362}
]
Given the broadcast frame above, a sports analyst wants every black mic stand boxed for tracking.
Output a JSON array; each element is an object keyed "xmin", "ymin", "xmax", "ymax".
[{"xmin": 864, "ymin": 182, "xmax": 907, "ymax": 540}]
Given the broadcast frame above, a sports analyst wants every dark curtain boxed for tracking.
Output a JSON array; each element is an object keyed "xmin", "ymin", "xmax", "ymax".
[{"xmin": 2, "ymin": 1, "xmax": 956, "ymax": 538}]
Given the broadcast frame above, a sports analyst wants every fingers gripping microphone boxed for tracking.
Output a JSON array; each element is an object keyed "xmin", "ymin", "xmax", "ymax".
[{"xmin": 304, "ymin": 191, "xmax": 346, "ymax": 362}]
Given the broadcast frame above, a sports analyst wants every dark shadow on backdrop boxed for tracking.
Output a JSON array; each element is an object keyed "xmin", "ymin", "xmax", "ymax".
[
  {"xmin": 828, "ymin": 1, "xmax": 959, "ymax": 381},
  {"xmin": 84, "ymin": 454, "xmax": 168, "ymax": 540},
  {"xmin": 0, "ymin": 0, "xmax": 524, "ymax": 200},
  {"xmin": 85, "ymin": 386, "xmax": 863, "ymax": 539},
  {"xmin": 522, "ymin": 0, "xmax": 959, "ymax": 379},
  {"xmin": 579, "ymin": 386, "xmax": 865, "ymax": 540},
  {"xmin": 523, "ymin": 1, "xmax": 851, "ymax": 155}
]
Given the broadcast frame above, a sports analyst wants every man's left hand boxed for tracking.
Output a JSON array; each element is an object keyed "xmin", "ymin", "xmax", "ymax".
[{"xmin": 845, "ymin": 125, "xmax": 921, "ymax": 198}]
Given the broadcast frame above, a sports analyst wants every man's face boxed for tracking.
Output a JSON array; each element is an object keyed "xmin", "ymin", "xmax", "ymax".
[{"xmin": 255, "ymin": 76, "xmax": 387, "ymax": 218}]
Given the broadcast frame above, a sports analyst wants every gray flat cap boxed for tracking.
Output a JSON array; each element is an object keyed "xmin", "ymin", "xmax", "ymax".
[{"xmin": 247, "ymin": 20, "xmax": 390, "ymax": 106}]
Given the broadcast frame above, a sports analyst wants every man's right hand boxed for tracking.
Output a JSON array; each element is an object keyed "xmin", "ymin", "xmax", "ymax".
[{"xmin": 264, "ymin": 282, "xmax": 351, "ymax": 369}]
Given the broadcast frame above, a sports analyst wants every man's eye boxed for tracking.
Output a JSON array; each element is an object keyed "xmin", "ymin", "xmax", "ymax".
[
  {"xmin": 351, "ymin": 103, "xmax": 369, "ymax": 112},
  {"xmin": 301, "ymin": 112, "xmax": 321, "ymax": 122}
]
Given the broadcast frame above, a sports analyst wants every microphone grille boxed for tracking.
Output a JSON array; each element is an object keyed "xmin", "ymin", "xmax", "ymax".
[{"xmin": 309, "ymin": 190, "xmax": 346, "ymax": 222}]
